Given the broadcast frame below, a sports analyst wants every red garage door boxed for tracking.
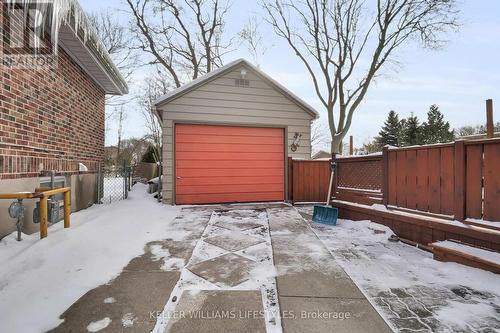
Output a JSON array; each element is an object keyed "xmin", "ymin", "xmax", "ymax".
[{"xmin": 175, "ymin": 124, "xmax": 285, "ymax": 204}]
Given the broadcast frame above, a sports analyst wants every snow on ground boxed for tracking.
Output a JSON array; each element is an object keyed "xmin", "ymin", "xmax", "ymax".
[
  {"xmin": 86, "ymin": 317, "xmax": 112, "ymax": 332},
  {"xmin": 306, "ymin": 214, "xmax": 500, "ymax": 332},
  {"xmin": 0, "ymin": 184, "xmax": 180, "ymax": 333}
]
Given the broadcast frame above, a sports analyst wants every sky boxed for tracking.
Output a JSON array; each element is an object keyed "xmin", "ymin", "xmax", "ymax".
[{"xmin": 80, "ymin": 0, "xmax": 500, "ymax": 149}]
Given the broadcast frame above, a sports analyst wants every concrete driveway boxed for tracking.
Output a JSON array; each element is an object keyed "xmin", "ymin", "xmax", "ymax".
[{"xmin": 50, "ymin": 204, "xmax": 392, "ymax": 333}]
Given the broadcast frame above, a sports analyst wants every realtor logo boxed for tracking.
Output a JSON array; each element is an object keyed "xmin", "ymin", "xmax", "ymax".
[{"xmin": 1, "ymin": 0, "xmax": 57, "ymax": 68}]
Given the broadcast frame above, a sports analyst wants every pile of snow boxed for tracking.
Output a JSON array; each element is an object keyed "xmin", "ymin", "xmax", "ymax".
[{"xmin": 0, "ymin": 184, "xmax": 180, "ymax": 333}]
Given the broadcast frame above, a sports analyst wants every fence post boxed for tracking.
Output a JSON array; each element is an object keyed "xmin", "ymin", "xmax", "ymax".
[
  {"xmin": 96, "ymin": 162, "xmax": 101, "ymax": 204},
  {"xmin": 454, "ymin": 140, "xmax": 466, "ymax": 221},
  {"xmin": 288, "ymin": 157, "xmax": 293, "ymax": 203},
  {"xmin": 39, "ymin": 196, "xmax": 48, "ymax": 239},
  {"xmin": 331, "ymin": 153, "xmax": 337, "ymax": 201},
  {"xmin": 63, "ymin": 190, "xmax": 71, "ymax": 228},
  {"xmin": 486, "ymin": 99, "xmax": 494, "ymax": 139},
  {"xmin": 382, "ymin": 146, "xmax": 389, "ymax": 206},
  {"xmin": 158, "ymin": 149, "xmax": 163, "ymax": 203}
]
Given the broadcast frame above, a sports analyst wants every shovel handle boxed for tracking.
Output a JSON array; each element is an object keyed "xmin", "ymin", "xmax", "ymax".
[{"xmin": 326, "ymin": 169, "xmax": 334, "ymax": 206}]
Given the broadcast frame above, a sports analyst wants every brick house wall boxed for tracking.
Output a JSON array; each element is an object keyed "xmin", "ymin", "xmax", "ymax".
[
  {"xmin": 0, "ymin": 48, "xmax": 106, "ymax": 179},
  {"xmin": 0, "ymin": 5, "xmax": 109, "ymax": 238},
  {"xmin": 0, "ymin": 3, "xmax": 106, "ymax": 179}
]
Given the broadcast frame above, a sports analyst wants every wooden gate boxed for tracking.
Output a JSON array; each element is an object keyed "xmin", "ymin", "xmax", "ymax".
[{"xmin": 288, "ymin": 158, "xmax": 331, "ymax": 203}]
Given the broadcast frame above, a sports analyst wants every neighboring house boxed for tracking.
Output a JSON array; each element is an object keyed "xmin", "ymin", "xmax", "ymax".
[
  {"xmin": 0, "ymin": 3, "xmax": 127, "ymax": 238},
  {"xmin": 458, "ymin": 132, "xmax": 500, "ymax": 140},
  {"xmin": 154, "ymin": 59, "xmax": 319, "ymax": 205},
  {"xmin": 312, "ymin": 150, "xmax": 332, "ymax": 160}
]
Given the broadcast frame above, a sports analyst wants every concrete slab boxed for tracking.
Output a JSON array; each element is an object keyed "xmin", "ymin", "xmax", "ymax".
[
  {"xmin": 277, "ymin": 271, "xmax": 365, "ymax": 299},
  {"xmin": 187, "ymin": 253, "xmax": 258, "ymax": 287},
  {"xmin": 165, "ymin": 290, "xmax": 267, "ymax": 333},
  {"xmin": 205, "ymin": 233, "xmax": 265, "ymax": 252},
  {"xmin": 49, "ymin": 271, "xmax": 179, "ymax": 333},
  {"xmin": 279, "ymin": 296, "xmax": 393, "ymax": 333}
]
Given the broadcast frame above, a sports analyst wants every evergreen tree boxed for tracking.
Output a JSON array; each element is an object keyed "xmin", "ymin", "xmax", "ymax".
[
  {"xmin": 421, "ymin": 105, "xmax": 454, "ymax": 144},
  {"xmin": 375, "ymin": 110, "xmax": 402, "ymax": 147},
  {"xmin": 401, "ymin": 113, "xmax": 422, "ymax": 146}
]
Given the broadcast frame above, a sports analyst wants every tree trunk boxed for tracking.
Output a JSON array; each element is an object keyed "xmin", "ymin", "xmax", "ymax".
[{"xmin": 331, "ymin": 135, "xmax": 344, "ymax": 154}]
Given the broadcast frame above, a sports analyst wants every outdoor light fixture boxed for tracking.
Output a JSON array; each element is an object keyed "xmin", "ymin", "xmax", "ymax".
[
  {"xmin": 240, "ymin": 68, "xmax": 247, "ymax": 79},
  {"xmin": 290, "ymin": 132, "xmax": 302, "ymax": 152}
]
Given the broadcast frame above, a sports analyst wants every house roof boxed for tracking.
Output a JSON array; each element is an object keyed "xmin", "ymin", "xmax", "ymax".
[
  {"xmin": 312, "ymin": 150, "xmax": 332, "ymax": 159},
  {"xmin": 57, "ymin": 1, "xmax": 128, "ymax": 95},
  {"xmin": 6, "ymin": 0, "xmax": 128, "ymax": 95},
  {"xmin": 154, "ymin": 58, "xmax": 319, "ymax": 120}
]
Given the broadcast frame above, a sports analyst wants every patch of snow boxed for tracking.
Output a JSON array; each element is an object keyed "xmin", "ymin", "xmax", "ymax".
[
  {"xmin": 435, "ymin": 301, "xmax": 497, "ymax": 330},
  {"xmin": 466, "ymin": 217, "xmax": 500, "ymax": 226},
  {"xmin": 149, "ymin": 245, "xmax": 185, "ymax": 271},
  {"xmin": 161, "ymin": 257, "xmax": 185, "ymax": 271},
  {"xmin": 433, "ymin": 240, "xmax": 500, "ymax": 264},
  {"xmin": 121, "ymin": 313, "xmax": 137, "ymax": 328},
  {"xmin": 86, "ymin": 317, "xmax": 111, "ymax": 332},
  {"xmin": 189, "ymin": 241, "xmax": 227, "ymax": 265},
  {"xmin": 103, "ymin": 297, "xmax": 115, "ymax": 304},
  {"xmin": 0, "ymin": 184, "xmax": 180, "ymax": 333}
]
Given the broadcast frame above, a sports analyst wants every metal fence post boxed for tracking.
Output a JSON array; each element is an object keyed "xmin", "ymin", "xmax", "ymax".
[
  {"xmin": 96, "ymin": 162, "xmax": 102, "ymax": 204},
  {"xmin": 123, "ymin": 160, "xmax": 127, "ymax": 200}
]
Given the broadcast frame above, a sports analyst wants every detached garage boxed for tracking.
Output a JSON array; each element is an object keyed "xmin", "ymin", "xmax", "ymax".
[{"xmin": 154, "ymin": 59, "xmax": 319, "ymax": 205}]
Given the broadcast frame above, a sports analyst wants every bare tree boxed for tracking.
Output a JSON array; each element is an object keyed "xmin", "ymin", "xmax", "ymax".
[
  {"xmin": 238, "ymin": 17, "xmax": 268, "ymax": 66},
  {"xmin": 262, "ymin": 0, "xmax": 459, "ymax": 153},
  {"xmin": 125, "ymin": 0, "xmax": 233, "ymax": 87},
  {"xmin": 138, "ymin": 70, "xmax": 170, "ymax": 162},
  {"xmin": 311, "ymin": 119, "xmax": 330, "ymax": 153},
  {"xmin": 88, "ymin": 10, "xmax": 139, "ymax": 145},
  {"xmin": 115, "ymin": 106, "xmax": 127, "ymax": 161},
  {"xmin": 88, "ymin": 11, "xmax": 139, "ymax": 80}
]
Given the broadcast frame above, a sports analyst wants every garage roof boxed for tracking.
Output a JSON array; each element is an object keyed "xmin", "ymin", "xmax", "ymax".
[{"xmin": 154, "ymin": 58, "xmax": 319, "ymax": 120}]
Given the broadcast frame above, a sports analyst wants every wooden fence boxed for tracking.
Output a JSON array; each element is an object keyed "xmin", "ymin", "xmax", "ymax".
[
  {"xmin": 385, "ymin": 143, "xmax": 456, "ymax": 216},
  {"xmin": 288, "ymin": 158, "xmax": 331, "ymax": 203},
  {"xmin": 464, "ymin": 139, "xmax": 500, "ymax": 221},
  {"xmin": 333, "ymin": 137, "xmax": 500, "ymax": 222},
  {"xmin": 335, "ymin": 155, "xmax": 383, "ymax": 205},
  {"xmin": 288, "ymin": 137, "xmax": 500, "ymax": 223}
]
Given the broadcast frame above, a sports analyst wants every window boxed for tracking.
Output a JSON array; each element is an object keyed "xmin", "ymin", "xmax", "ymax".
[{"xmin": 235, "ymin": 78, "xmax": 250, "ymax": 87}]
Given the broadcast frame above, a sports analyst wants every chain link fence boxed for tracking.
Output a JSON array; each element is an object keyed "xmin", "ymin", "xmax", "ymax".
[{"xmin": 97, "ymin": 162, "xmax": 133, "ymax": 204}]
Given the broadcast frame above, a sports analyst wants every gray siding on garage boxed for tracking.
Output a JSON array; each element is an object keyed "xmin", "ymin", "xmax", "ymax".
[{"xmin": 157, "ymin": 64, "xmax": 315, "ymax": 204}]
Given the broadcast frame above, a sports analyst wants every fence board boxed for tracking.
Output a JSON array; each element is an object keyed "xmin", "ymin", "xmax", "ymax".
[
  {"xmin": 291, "ymin": 160, "xmax": 330, "ymax": 203},
  {"xmin": 406, "ymin": 150, "xmax": 418, "ymax": 210},
  {"xmin": 428, "ymin": 149, "xmax": 441, "ymax": 214},
  {"xmin": 388, "ymin": 152, "xmax": 398, "ymax": 206},
  {"xmin": 483, "ymin": 143, "xmax": 500, "ymax": 221},
  {"xmin": 465, "ymin": 145, "xmax": 482, "ymax": 219},
  {"xmin": 416, "ymin": 149, "xmax": 429, "ymax": 212},
  {"xmin": 396, "ymin": 151, "xmax": 407, "ymax": 208},
  {"xmin": 440, "ymin": 147, "xmax": 455, "ymax": 215}
]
